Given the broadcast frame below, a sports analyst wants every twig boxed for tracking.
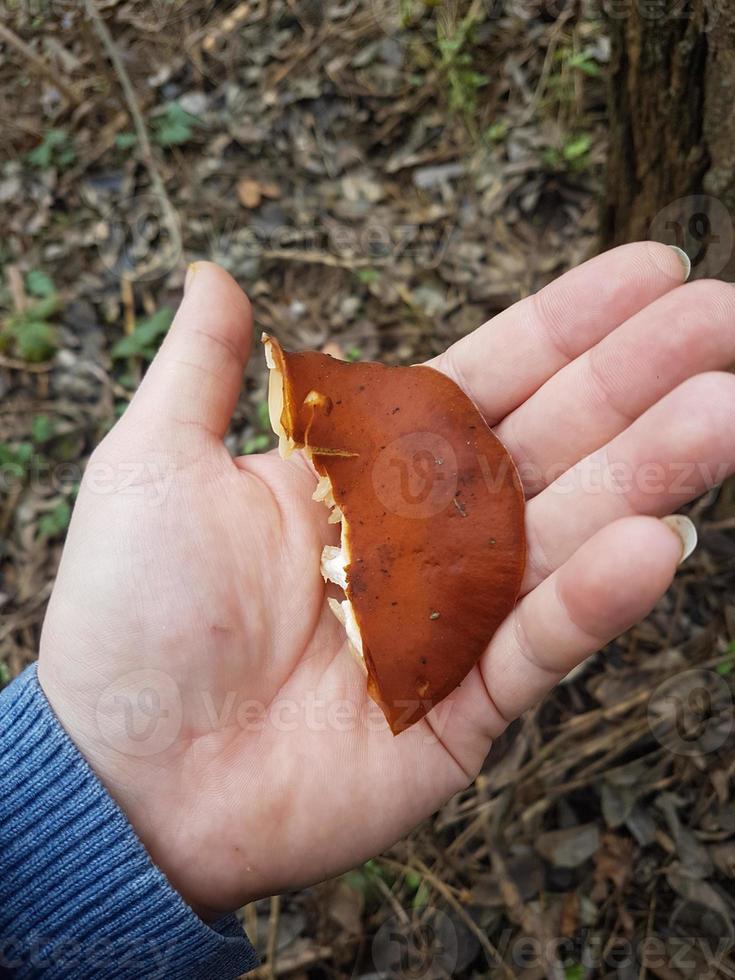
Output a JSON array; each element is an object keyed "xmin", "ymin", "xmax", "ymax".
[
  {"xmin": 0, "ymin": 23, "xmax": 83, "ymax": 106},
  {"xmin": 380, "ymin": 856, "xmax": 515, "ymax": 980},
  {"xmin": 373, "ymin": 873, "xmax": 411, "ymax": 924},
  {"xmin": 260, "ymin": 249, "xmax": 386, "ymax": 269},
  {"xmin": 83, "ymin": 0, "xmax": 182, "ymax": 278},
  {"xmin": 517, "ymin": 9, "xmax": 575, "ymax": 126},
  {"xmin": 248, "ymin": 943, "xmax": 332, "ymax": 979},
  {"xmin": 491, "ymin": 850, "xmax": 564, "ymax": 980},
  {"xmin": 0, "ymin": 482, "xmax": 24, "ymax": 538},
  {"xmin": 0, "ymin": 355, "xmax": 54, "ymax": 374},
  {"xmin": 121, "ymin": 277, "xmax": 135, "ymax": 335},
  {"xmin": 704, "ymin": 517, "xmax": 735, "ymax": 531},
  {"xmin": 244, "ymin": 903, "xmax": 258, "ymax": 947},
  {"xmin": 0, "ymin": 584, "xmax": 54, "ymax": 640},
  {"xmin": 6, "ymin": 265, "xmax": 27, "ymax": 313},
  {"xmin": 638, "ymin": 892, "xmax": 656, "ymax": 980},
  {"xmin": 266, "ymin": 894, "xmax": 280, "ymax": 980},
  {"xmin": 201, "ymin": 2, "xmax": 252, "ymax": 55}
]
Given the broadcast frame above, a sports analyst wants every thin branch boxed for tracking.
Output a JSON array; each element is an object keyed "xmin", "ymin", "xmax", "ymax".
[
  {"xmin": 266, "ymin": 894, "xmax": 280, "ymax": 980},
  {"xmin": 0, "ymin": 354, "xmax": 53, "ymax": 374},
  {"xmin": 0, "ymin": 23, "xmax": 83, "ymax": 106},
  {"xmin": 83, "ymin": 0, "xmax": 182, "ymax": 278},
  {"xmin": 380, "ymin": 856, "xmax": 515, "ymax": 980},
  {"xmin": 260, "ymin": 248, "xmax": 387, "ymax": 269}
]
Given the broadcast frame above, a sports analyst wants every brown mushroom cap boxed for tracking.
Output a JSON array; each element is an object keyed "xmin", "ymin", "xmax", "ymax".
[{"xmin": 263, "ymin": 335, "xmax": 526, "ymax": 734}]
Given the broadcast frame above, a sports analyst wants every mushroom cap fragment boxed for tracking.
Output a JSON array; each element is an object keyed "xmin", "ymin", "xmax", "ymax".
[{"xmin": 263, "ymin": 335, "xmax": 526, "ymax": 734}]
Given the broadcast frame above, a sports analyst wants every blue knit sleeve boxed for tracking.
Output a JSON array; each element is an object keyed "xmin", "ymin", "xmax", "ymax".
[{"xmin": 0, "ymin": 664, "xmax": 258, "ymax": 979}]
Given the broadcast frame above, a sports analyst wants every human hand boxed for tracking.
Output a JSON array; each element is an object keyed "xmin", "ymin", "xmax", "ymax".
[{"xmin": 38, "ymin": 246, "xmax": 735, "ymax": 920}]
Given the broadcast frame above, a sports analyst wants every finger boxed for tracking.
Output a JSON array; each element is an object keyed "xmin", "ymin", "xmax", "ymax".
[
  {"xmin": 425, "ymin": 515, "xmax": 686, "ymax": 772},
  {"xmin": 522, "ymin": 371, "xmax": 735, "ymax": 593},
  {"xmin": 128, "ymin": 262, "xmax": 252, "ymax": 440},
  {"xmin": 495, "ymin": 279, "xmax": 735, "ymax": 494},
  {"xmin": 475, "ymin": 516, "xmax": 686, "ymax": 735},
  {"xmin": 428, "ymin": 242, "xmax": 688, "ymax": 426}
]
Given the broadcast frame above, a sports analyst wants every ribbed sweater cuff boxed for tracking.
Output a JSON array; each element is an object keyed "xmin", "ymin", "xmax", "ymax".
[{"xmin": 0, "ymin": 664, "xmax": 258, "ymax": 979}]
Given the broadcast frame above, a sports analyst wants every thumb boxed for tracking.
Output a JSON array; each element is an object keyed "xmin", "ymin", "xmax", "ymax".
[{"xmin": 128, "ymin": 262, "xmax": 253, "ymax": 441}]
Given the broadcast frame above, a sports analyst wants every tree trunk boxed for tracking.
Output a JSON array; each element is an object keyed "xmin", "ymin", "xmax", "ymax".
[{"xmin": 601, "ymin": 2, "xmax": 735, "ymax": 281}]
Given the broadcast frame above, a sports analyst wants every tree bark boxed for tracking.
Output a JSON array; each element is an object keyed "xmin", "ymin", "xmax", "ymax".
[{"xmin": 601, "ymin": 1, "xmax": 735, "ymax": 280}]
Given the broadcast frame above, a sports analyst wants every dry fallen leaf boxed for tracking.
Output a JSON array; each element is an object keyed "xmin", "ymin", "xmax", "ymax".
[
  {"xmin": 236, "ymin": 178, "xmax": 281, "ymax": 209},
  {"xmin": 237, "ymin": 178, "xmax": 262, "ymax": 209},
  {"xmin": 320, "ymin": 340, "xmax": 346, "ymax": 360},
  {"xmin": 536, "ymin": 823, "xmax": 600, "ymax": 868},
  {"xmin": 593, "ymin": 832, "xmax": 633, "ymax": 891}
]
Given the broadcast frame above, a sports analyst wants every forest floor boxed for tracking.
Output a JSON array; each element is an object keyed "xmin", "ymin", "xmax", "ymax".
[{"xmin": 1, "ymin": 2, "xmax": 734, "ymax": 978}]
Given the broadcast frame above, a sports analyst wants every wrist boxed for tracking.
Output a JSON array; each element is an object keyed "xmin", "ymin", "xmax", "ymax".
[
  {"xmin": 0, "ymin": 664, "xmax": 258, "ymax": 974},
  {"xmin": 37, "ymin": 655, "xmax": 244, "ymax": 920}
]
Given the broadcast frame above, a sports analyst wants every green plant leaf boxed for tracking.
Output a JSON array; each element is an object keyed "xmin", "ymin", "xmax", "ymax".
[
  {"xmin": 564, "ymin": 964, "xmax": 584, "ymax": 980},
  {"xmin": 356, "ymin": 268, "xmax": 379, "ymax": 284},
  {"xmin": 242, "ymin": 433, "xmax": 270, "ymax": 455},
  {"xmin": 31, "ymin": 414, "xmax": 55, "ymax": 444},
  {"xmin": 404, "ymin": 870, "xmax": 422, "ymax": 892},
  {"xmin": 111, "ymin": 307, "xmax": 174, "ymax": 359},
  {"xmin": 0, "ymin": 441, "xmax": 33, "ymax": 471},
  {"xmin": 716, "ymin": 644, "xmax": 735, "ymax": 675},
  {"xmin": 26, "ymin": 269, "xmax": 55, "ymax": 298},
  {"xmin": 13, "ymin": 295, "xmax": 60, "ymax": 324},
  {"xmin": 28, "ymin": 128, "xmax": 75, "ymax": 169},
  {"xmin": 15, "ymin": 320, "xmax": 56, "ymax": 362},
  {"xmin": 563, "ymin": 134, "xmax": 592, "ymax": 162},
  {"xmin": 153, "ymin": 102, "xmax": 201, "ymax": 147},
  {"xmin": 342, "ymin": 869, "xmax": 369, "ymax": 894},
  {"xmin": 115, "ymin": 132, "xmax": 137, "ymax": 150},
  {"xmin": 412, "ymin": 882, "xmax": 431, "ymax": 908},
  {"xmin": 567, "ymin": 52, "xmax": 601, "ymax": 76},
  {"xmin": 38, "ymin": 499, "xmax": 71, "ymax": 539},
  {"xmin": 256, "ymin": 400, "xmax": 271, "ymax": 432},
  {"xmin": 486, "ymin": 120, "xmax": 509, "ymax": 142}
]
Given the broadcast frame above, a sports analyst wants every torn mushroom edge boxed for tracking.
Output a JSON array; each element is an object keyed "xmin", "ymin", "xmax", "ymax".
[{"xmin": 262, "ymin": 333, "xmax": 366, "ymax": 673}]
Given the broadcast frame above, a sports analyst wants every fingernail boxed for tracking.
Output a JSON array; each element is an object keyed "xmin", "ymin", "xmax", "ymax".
[
  {"xmin": 184, "ymin": 262, "xmax": 198, "ymax": 293},
  {"xmin": 661, "ymin": 515, "xmax": 697, "ymax": 564},
  {"xmin": 668, "ymin": 245, "xmax": 691, "ymax": 281}
]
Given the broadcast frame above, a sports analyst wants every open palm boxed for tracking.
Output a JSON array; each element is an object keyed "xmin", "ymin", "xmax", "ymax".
[{"xmin": 38, "ymin": 247, "xmax": 735, "ymax": 920}]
